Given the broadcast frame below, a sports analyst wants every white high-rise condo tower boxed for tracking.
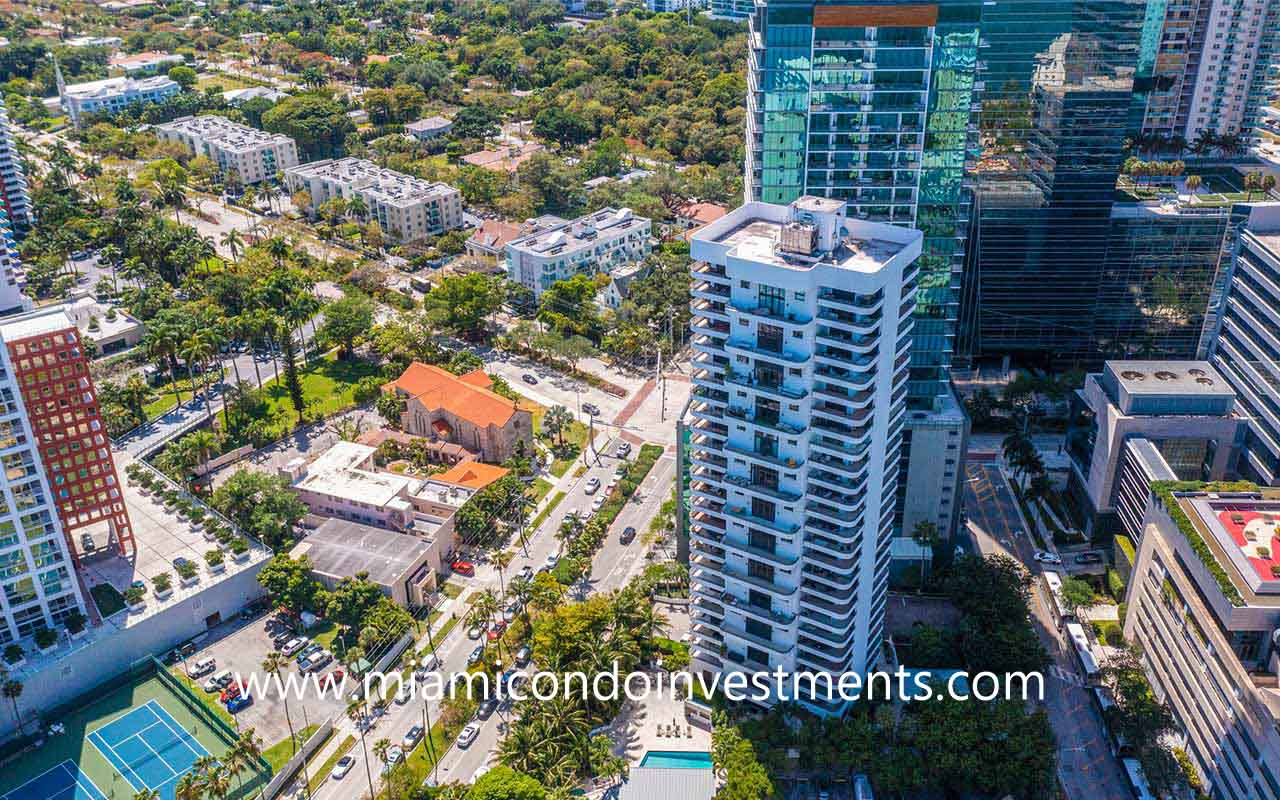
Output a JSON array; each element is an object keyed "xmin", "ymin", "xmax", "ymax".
[{"xmin": 684, "ymin": 196, "xmax": 921, "ymax": 715}]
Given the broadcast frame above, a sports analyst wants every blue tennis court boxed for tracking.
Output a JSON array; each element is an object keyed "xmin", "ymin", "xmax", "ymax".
[
  {"xmin": 87, "ymin": 699, "xmax": 211, "ymax": 800},
  {"xmin": 0, "ymin": 761, "xmax": 105, "ymax": 800}
]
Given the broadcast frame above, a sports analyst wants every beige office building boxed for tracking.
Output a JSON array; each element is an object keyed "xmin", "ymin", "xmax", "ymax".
[{"xmin": 1124, "ymin": 485, "xmax": 1280, "ymax": 800}]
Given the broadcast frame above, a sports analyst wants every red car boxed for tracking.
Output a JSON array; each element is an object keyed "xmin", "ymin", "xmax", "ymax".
[
  {"xmin": 322, "ymin": 668, "xmax": 345, "ymax": 688},
  {"xmin": 220, "ymin": 681, "xmax": 247, "ymax": 703},
  {"xmin": 451, "ymin": 560, "xmax": 475, "ymax": 576},
  {"xmin": 486, "ymin": 620, "xmax": 508, "ymax": 641}
]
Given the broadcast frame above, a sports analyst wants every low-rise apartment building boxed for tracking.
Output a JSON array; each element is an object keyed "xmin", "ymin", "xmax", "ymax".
[
  {"xmin": 405, "ymin": 116, "xmax": 452, "ymax": 141},
  {"xmin": 156, "ymin": 115, "xmax": 298, "ymax": 184},
  {"xmin": 284, "ymin": 158, "xmax": 462, "ymax": 243},
  {"xmin": 1123, "ymin": 485, "xmax": 1280, "ymax": 800},
  {"xmin": 506, "ymin": 207, "xmax": 652, "ymax": 297},
  {"xmin": 385, "ymin": 363, "xmax": 533, "ymax": 464},
  {"xmin": 108, "ymin": 52, "xmax": 184, "ymax": 76},
  {"xmin": 61, "ymin": 76, "xmax": 180, "ymax": 126}
]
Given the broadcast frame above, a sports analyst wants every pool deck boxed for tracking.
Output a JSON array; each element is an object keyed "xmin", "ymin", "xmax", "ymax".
[{"xmin": 597, "ymin": 675, "xmax": 712, "ymax": 763}]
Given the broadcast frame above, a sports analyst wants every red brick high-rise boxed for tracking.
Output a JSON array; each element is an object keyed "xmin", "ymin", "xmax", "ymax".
[{"xmin": 0, "ymin": 308, "xmax": 134, "ymax": 566}]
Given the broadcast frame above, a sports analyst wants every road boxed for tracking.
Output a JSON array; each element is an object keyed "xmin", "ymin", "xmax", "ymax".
[
  {"xmin": 963, "ymin": 462, "xmax": 1130, "ymax": 800},
  {"xmin": 306, "ymin": 428, "xmax": 672, "ymax": 798}
]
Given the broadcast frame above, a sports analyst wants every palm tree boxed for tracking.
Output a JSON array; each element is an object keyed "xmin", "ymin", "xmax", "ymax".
[
  {"xmin": 492, "ymin": 549, "xmax": 514, "ymax": 599},
  {"xmin": 145, "ymin": 322, "xmax": 184, "ymax": 407},
  {"xmin": 373, "ymin": 736, "xmax": 391, "ymax": 769},
  {"xmin": 202, "ymin": 764, "xmax": 232, "ymax": 800},
  {"xmin": 3, "ymin": 679, "xmax": 24, "ymax": 736},
  {"xmin": 543, "ymin": 406, "xmax": 573, "ymax": 449},
  {"xmin": 228, "ymin": 727, "xmax": 264, "ymax": 797},
  {"xmin": 174, "ymin": 773, "xmax": 202, "ymax": 800},
  {"xmin": 346, "ymin": 195, "xmax": 368, "ymax": 222},
  {"xmin": 346, "ymin": 697, "xmax": 377, "ymax": 800},
  {"xmin": 469, "ymin": 589, "xmax": 501, "ymax": 632},
  {"xmin": 262, "ymin": 651, "xmax": 297, "ymax": 750},
  {"xmin": 181, "ymin": 331, "xmax": 217, "ymax": 422},
  {"xmin": 508, "ymin": 576, "xmax": 534, "ymax": 625},
  {"xmin": 220, "ymin": 228, "xmax": 245, "ymax": 263},
  {"xmin": 186, "ymin": 430, "xmax": 218, "ymax": 478},
  {"xmin": 131, "ymin": 790, "xmax": 160, "ymax": 800}
]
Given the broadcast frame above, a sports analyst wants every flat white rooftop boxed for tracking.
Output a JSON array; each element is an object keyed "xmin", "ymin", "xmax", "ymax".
[
  {"xmin": 0, "ymin": 306, "xmax": 76, "ymax": 341},
  {"xmin": 158, "ymin": 115, "xmax": 293, "ymax": 150},
  {"xmin": 509, "ymin": 207, "xmax": 648, "ymax": 255},
  {"xmin": 711, "ymin": 217, "xmax": 904, "ymax": 272},
  {"xmin": 292, "ymin": 441, "xmax": 415, "ymax": 510},
  {"xmin": 63, "ymin": 75, "xmax": 177, "ymax": 99},
  {"xmin": 287, "ymin": 157, "xmax": 457, "ymax": 208}
]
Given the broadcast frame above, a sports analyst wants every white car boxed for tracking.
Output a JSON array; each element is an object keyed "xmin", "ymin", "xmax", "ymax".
[
  {"xmin": 584, "ymin": 477, "xmax": 601, "ymax": 495},
  {"xmin": 280, "ymin": 637, "xmax": 308, "ymax": 656},
  {"xmin": 387, "ymin": 746, "xmax": 404, "ymax": 764},
  {"xmin": 331, "ymin": 755, "xmax": 355, "ymax": 781},
  {"xmin": 517, "ymin": 565, "xmax": 534, "ymax": 582},
  {"xmin": 545, "ymin": 552, "xmax": 560, "ymax": 569},
  {"xmin": 590, "ymin": 496, "xmax": 605, "ymax": 513},
  {"xmin": 1033, "ymin": 550, "xmax": 1062, "ymax": 565},
  {"xmin": 456, "ymin": 722, "xmax": 481, "ymax": 749}
]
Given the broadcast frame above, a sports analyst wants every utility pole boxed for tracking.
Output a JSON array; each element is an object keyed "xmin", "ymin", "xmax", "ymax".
[{"xmin": 658, "ymin": 344, "xmax": 666, "ymax": 422}]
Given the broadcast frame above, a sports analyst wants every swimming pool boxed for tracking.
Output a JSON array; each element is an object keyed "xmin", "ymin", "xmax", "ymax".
[{"xmin": 639, "ymin": 751, "xmax": 714, "ymax": 769}]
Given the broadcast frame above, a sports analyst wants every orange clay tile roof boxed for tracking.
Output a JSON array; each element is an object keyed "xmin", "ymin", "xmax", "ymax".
[
  {"xmin": 387, "ymin": 362, "xmax": 518, "ymax": 429},
  {"xmin": 457, "ymin": 369, "xmax": 493, "ymax": 389},
  {"xmin": 433, "ymin": 460, "xmax": 509, "ymax": 491}
]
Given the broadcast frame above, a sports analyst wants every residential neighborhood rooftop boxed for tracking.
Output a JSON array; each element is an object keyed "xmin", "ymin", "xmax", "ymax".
[
  {"xmin": 157, "ymin": 115, "xmax": 295, "ymax": 150},
  {"xmin": 508, "ymin": 207, "xmax": 648, "ymax": 255},
  {"xmin": 61, "ymin": 75, "xmax": 177, "ymax": 99},
  {"xmin": 289, "ymin": 517, "xmax": 433, "ymax": 587},
  {"xmin": 290, "ymin": 440, "xmax": 414, "ymax": 510},
  {"xmin": 286, "ymin": 157, "xmax": 457, "ymax": 208}
]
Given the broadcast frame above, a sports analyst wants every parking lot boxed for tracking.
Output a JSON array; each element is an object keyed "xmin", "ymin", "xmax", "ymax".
[{"xmin": 185, "ymin": 611, "xmax": 348, "ymax": 747}]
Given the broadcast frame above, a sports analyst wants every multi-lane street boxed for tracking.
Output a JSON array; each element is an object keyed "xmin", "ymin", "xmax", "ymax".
[{"xmin": 963, "ymin": 462, "xmax": 1130, "ymax": 800}]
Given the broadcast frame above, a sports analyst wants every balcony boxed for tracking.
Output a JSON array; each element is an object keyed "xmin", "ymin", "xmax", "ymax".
[
  {"xmin": 724, "ymin": 406, "xmax": 807, "ymax": 436},
  {"xmin": 724, "ymin": 473, "xmax": 802, "ymax": 505},
  {"xmin": 691, "ymin": 299, "xmax": 730, "ymax": 321},
  {"xmin": 691, "ymin": 316, "xmax": 730, "ymax": 337},
  {"xmin": 815, "ymin": 347, "xmax": 877, "ymax": 369},
  {"xmin": 727, "ymin": 338, "xmax": 810, "ymax": 364},
  {"xmin": 722, "ymin": 619, "xmax": 792, "ymax": 654},
  {"xmin": 691, "ymin": 334, "xmax": 726, "ymax": 356},
  {"xmin": 807, "ymin": 494, "xmax": 865, "ymax": 521},
  {"xmin": 808, "ymin": 468, "xmax": 865, "ymax": 496},
  {"xmin": 810, "ymin": 450, "xmax": 869, "ymax": 478},
  {"xmin": 692, "ymin": 281, "xmax": 730, "ymax": 302},
  {"xmin": 722, "ymin": 562, "xmax": 798, "ymax": 597},
  {"xmin": 724, "ymin": 650, "xmax": 772, "ymax": 673},
  {"xmin": 688, "ymin": 401, "xmax": 725, "ymax": 423},
  {"xmin": 730, "ymin": 301, "xmax": 812, "ymax": 326},
  {"xmin": 815, "ymin": 364, "xmax": 874, "ymax": 390},
  {"xmin": 724, "ymin": 442, "xmax": 804, "ymax": 470},
  {"xmin": 725, "ymin": 505, "xmax": 801, "ymax": 535},
  {"xmin": 725, "ymin": 372, "xmax": 808, "ymax": 400},
  {"xmin": 818, "ymin": 287, "xmax": 883, "ymax": 313},
  {"xmin": 722, "ymin": 591, "xmax": 796, "ymax": 624},
  {"xmin": 803, "ymin": 546, "xmax": 858, "ymax": 571},
  {"xmin": 688, "ymin": 450, "xmax": 728, "ymax": 470}
]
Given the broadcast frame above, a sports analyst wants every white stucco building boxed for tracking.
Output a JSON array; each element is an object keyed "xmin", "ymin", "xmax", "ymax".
[
  {"xmin": 156, "ymin": 115, "xmax": 298, "ymax": 184},
  {"xmin": 505, "ymin": 207, "xmax": 652, "ymax": 297},
  {"xmin": 60, "ymin": 76, "xmax": 180, "ymax": 126},
  {"xmin": 683, "ymin": 196, "xmax": 921, "ymax": 715}
]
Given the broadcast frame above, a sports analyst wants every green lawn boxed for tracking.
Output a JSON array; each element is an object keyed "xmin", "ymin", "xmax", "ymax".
[
  {"xmin": 90, "ymin": 583, "xmax": 125, "ymax": 617},
  {"xmin": 529, "ymin": 491, "xmax": 566, "ymax": 531},
  {"xmin": 399, "ymin": 721, "xmax": 452, "ymax": 785},
  {"xmin": 196, "ymin": 71, "xmax": 269, "ymax": 92},
  {"xmin": 441, "ymin": 581, "xmax": 465, "ymax": 599},
  {"xmin": 307, "ymin": 736, "xmax": 356, "ymax": 793},
  {"xmin": 143, "ymin": 370, "xmax": 225, "ymax": 419},
  {"xmin": 531, "ymin": 477, "xmax": 553, "ymax": 503},
  {"xmin": 435, "ymin": 616, "xmax": 459, "ymax": 642},
  {"xmin": 260, "ymin": 352, "xmax": 382, "ymax": 422},
  {"xmin": 167, "ymin": 668, "xmax": 238, "ymax": 729},
  {"xmin": 309, "ymin": 620, "xmax": 344, "ymax": 651},
  {"xmin": 263, "ymin": 724, "xmax": 322, "ymax": 773}
]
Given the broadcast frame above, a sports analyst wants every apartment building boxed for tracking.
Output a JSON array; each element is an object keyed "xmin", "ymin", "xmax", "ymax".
[
  {"xmin": 1206, "ymin": 204, "xmax": 1280, "ymax": 485},
  {"xmin": 0, "ymin": 315, "xmax": 91, "ymax": 647},
  {"xmin": 683, "ymin": 196, "xmax": 921, "ymax": 715},
  {"xmin": 108, "ymin": 51, "xmax": 184, "ymax": 77},
  {"xmin": 385, "ymin": 363, "xmax": 533, "ymax": 464},
  {"xmin": 156, "ymin": 115, "xmax": 298, "ymax": 184},
  {"xmin": 505, "ymin": 207, "xmax": 652, "ymax": 297},
  {"xmin": 1138, "ymin": 0, "xmax": 1280, "ymax": 139},
  {"xmin": 0, "ymin": 308, "xmax": 134, "ymax": 569},
  {"xmin": 284, "ymin": 158, "xmax": 463, "ymax": 244},
  {"xmin": 1065, "ymin": 360, "xmax": 1245, "ymax": 536},
  {"xmin": 0, "ymin": 97, "xmax": 32, "ymax": 234},
  {"xmin": 60, "ymin": 75, "xmax": 180, "ymax": 127},
  {"xmin": 1123, "ymin": 485, "xmax": 1280, "ymax": 800}
]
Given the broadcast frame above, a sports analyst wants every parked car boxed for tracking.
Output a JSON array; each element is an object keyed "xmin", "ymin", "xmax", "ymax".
[
  {"xmin": 503, "ymin": 602, "xmax": 520, "ymax": 622},
  {"xmin": 517, "ymin": 565, "xmax": 535, "ymax": 582},
  {"xmin": 545, "ymin": 552, "xmax": 559, "ymax": 569},
  {"xmin": 616, "ymin": 442, "xmax": 632, "ymax": 458},
  {"xmin": 202, "ymin": 669, "xmax": 234, "ymax": 693},
  {"xmin": 187, "ymin": 657, "xmax": 216, "ymax": 678},
  {"xmin": 227, "ymin": 694, "xmax": 253, "ymax": 713},
  {"xmin": 220, "ymin": 681, "xmax": 247, "ymax": 702},
  {"xmin": 1033, "ymin": 550, "xmax": 1063, "ymax": 565},
  {"xmin": 451, "ymin": 560, "xmax": 475, "ymax": 576},
  {"xmin": 467, "ymin": 645, "xmax": 485, "ymax": 666},
  {"xmin": 417, "ymin": 653, "xmax": 441, "ymax": 674},
  {"xmin": 296, "ymin": 643, "xmax": 323, "ymax": 663},
  {"xmin": 620, "ymin": 526, "xmax": 636, "ymax": 545},
  {"xmin": 584, "ymin": 477, "xmax": 601, "ymax": 495},
  {"xmin": 322, "ymin": 669, "xmax": 345, "ymax": 689},
  {"xmin": 521, "ymin": 373, "xmax": 538, "ymax": 385},
  {"xmin": 582, "ymin": 402, "xmax": 600, "ymax": 416},
  {"xmin": 486, "ymin": 620, "xmax": 507, "ymax": 641},
  {"xmin": 1074, "ymin": 552, "xmax": 1104, "ymax": 565},
  {"xmin": 300, "ymin": 650, "xmax": 332, "ymax": 673},
  {"xmin": 271, "ymin": 630, "xmax": 295, "ymax": 647},
  {"xmin": 477, "ymin": 698, "xmax": 498, "ymax": 719},
  {"xmin": 403, "ymin": 725, "xmax": 424, "ymax": 749},
  {"xmin": 457, "ymin": 722, "xmax": 481, "ymax": 748},
  {"xmin": 468, "ymin": 624, "xmax": 485, "ymax": 640},
  {"xmin": 331, "ymin": 755, "xmax": 355, "ymax": 781},
  {"xmin": 280, "ymin": 637, "xmax": 308, "ymax": 656},
  {"xmin": 172, "ymin": 557, "xmax": 190, "ymax": 571},
  {"xmin": 515, "ymin": 645, "xmax": 532, "ymax": 666},
  {"xmin": 590, "ymin": 496, "xmax": 605, "ymax": 513},
  {"xmin": 385, "ymin": 746, "xmax": 404, "ymax": 766},
  {"xmin": 395, "ymin": 683, "xmax": 413, "ymax": 705}
]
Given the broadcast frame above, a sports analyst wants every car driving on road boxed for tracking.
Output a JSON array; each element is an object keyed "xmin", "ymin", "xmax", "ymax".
[
  {"xmin": 1033, "ymin": 550, "xmax": 1062, "ymax": 565},
  {"xmin": 457, "ymin": 722, "xmax": 481, "ymax": 748}
]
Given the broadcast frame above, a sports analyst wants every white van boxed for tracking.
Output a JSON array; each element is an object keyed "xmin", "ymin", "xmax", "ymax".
[
  {"xmin": 188, "ymin": 657, "xmax": 216, "ymax": 678},
  {"xmin": 203, "ymin": 669, "xmax": 233, "ymax": 692}
]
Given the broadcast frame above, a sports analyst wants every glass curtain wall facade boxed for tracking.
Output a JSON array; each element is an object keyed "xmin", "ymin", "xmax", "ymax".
[
  {"xmin": 959, "ymin": 0, "xmax": 1147, "ymax": 368},
  {"xmin": 746, "ymin": 0, "xmax": 979, "ymax": 405}
]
